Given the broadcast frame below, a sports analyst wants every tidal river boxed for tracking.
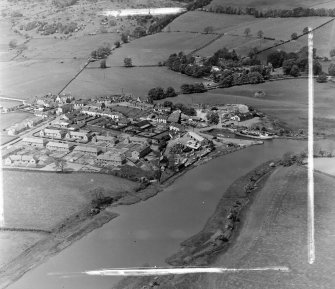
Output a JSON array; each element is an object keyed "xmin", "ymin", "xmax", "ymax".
[{"xmin": 8, "ymin": 139, "xmax": 306, "ymax": 289}]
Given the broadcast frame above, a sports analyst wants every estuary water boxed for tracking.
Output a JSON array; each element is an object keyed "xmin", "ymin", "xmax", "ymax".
[{"xmin": 8, "ymin": 139, "xmax": 306, "ymax": 289}]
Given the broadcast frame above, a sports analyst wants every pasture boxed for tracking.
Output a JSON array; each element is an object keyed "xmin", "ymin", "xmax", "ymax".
[
  {"xmin": 2, "ymin": 171, "xmax": 139, "ymax": 230},
  {"xmin": 107, "ymin": 32, "xmax": 217, "ymax": 66},
  {"xmin": 66, "ymin": 66, "xmax": 198, "ymax": 99},
  {"xmin": 163, "ymin": 11, "xmax": 260, "ymax": 34},
  {"xmin": 199, "ymin": 165, "xmax": 335, "ymax": 289}
]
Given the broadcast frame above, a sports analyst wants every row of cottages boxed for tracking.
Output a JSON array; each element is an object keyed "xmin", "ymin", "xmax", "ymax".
[
  {"xmin": 22, "ymin": 137, "xmax": 48, "ymax": 147},
  {"xmin": 81, "ymin": 107, "xmax": 124, "ymax": 120},
  {"xmin": 73, "ymin": 145, "xmax": 101, "ymax": 156},
  {"xmin": 96, "ymin": 151, "xmax": 126, "ymax": 166},
  {"xmin": 40, "ymin": 128, "xmax": 65, "ymax": 139},
  {"xmin": 92, "ymin": 135, "xmax": 119, "ymax": 145},
  {"xmin": 65, "ymin": 131, "xmax": 91, "ymax": 143},
  {"xmin": 73, "ymin": 100, "xmax": 89, "ymax": 110},
  {"xmin": 46, "ymin": 141, "xmax": 74, "ymax": 152},
  {"xmin": 5, "ymin": 155, "xmax": 38, "ymax": 166}
]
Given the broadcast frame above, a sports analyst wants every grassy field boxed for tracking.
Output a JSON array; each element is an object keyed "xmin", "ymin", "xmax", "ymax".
[
  {"xmin": 0, "ymin": 231, "xmax": 44, "ymax": 268},
  {"xmin": 2, "ymin": 171, "xmax": 139, "ymax": 230},
  {"xmin": 163, "ymin": 11, "xmax": 261, "ymax": 34},
  {"xmin": 314, "ymin": 157, "xmax": 335, "ymax": 176},
  {"xmin": 207, "ymin": 0, "xmax": 335, "ymax": 9},
  {"xmin": 66, "ymin": 66, "xmax": 198, "ymax": 99},
  {"xmin": 161, "ymin": 78, "xmax": 335, "ymax": 134},
  {"xmin": 197, "ymin": 165, "xmax": 335, "ymax": 289},
  {"xmin": 195, "ymin": 15, "xmax": 335, "ymax": 57},
  {"xmin": 107, "ymin": 32, "xmax": 217, "ymax": 66}
]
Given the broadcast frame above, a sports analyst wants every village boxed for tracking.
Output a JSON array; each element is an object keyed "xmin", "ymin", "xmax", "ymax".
[{"xmin": 1, "ymin": 92, "xmax": 273, "ymax": 182}]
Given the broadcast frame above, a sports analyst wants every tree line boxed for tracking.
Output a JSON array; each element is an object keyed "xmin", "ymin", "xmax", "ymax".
[{"xmin": 205, "ymin": 5, "xmax": 335, "ymax": 17}]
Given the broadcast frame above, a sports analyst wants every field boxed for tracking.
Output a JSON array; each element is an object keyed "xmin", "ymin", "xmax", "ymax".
[
  {"xmin": 196, "ymin": 165, "xmax": 335, "ymax": 289},
  {"xmin": 207, "ymin": 0, "xmax": 335, "ymax": 9},
  {"xmin": 66, "ymin": 66, "xmax": 198, "ymax": 99},
  {"xmin": 314, "ymin": 157, "xmax": 335, "ymax": 176},
  {"xmin": 163, "ymin": 11, "xmax": 261, "ymax": 34},
  {"xmin": 107, "ymin": 32, "xmax": 217, "ymax": 66},
  {"xmin": 161, "ymin": 78, "xmax": 335, "ymax": 134},
  {"xmin": 162, "ymin": 11, "xmax": 335, "ymax": 58},
  {"xmin": 2, "ymin": 170, "xmax": 138, "ymax": 230}
]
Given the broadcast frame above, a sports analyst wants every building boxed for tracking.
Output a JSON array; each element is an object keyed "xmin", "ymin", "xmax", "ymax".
[
  {"xmin": 46, "ymin": 141, "xmax": 73, "ymax": 152},
  {"xmin": 22, "ymin": 137, "xmax": 48, "ymax": 147},
  {"xmin": 5, "ymin": 155, "xmax": 37, "ymax": 166},
  {"xmin": 65, "ymin": 130, "xmax": 90, "ymax": 142},
  {"xmin": 167, "ymin": 110, "xmax": 181, "ymax": 123},
  {"xmin": 73, "ymin": 145, "xmax": 101, "ymax": 156},
  {"xmin": 131, "ymin": 144, "xmax": 151, "ymax": 160},
  {"xmin": 40, "ymin": 128, "xmax": 65, "ymax": 139},
  {"xmin": 96, "ymin": 151, "xmax": 126, "ymax": 166},
  {"xmin": 92, "ymin": 135, "xmax": 118, "ymax": 145},
  {"xmin": 57, "ymin": 104, "xmax": 73, "ymax": 115},
  {"xmin": 74, "ymin": 100, "xmax": 89, "ymax": 110},
  {"xmin": 187, "ymin": 131, "xmax": 205, "ymax": 145}
]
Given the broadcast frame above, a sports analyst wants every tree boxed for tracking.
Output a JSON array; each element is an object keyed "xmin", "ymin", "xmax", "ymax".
[
  {"xmin": 330, "ymin": 48, "xmax": 335, "ymax": 57},
  {"xmin": 316, "ymin": 73, "xmax": 327, "ymax": 83},
  {"xmin": 282, "ymin": 59, "xmax": 297, "ymax": 74},
  {"xmin": 207, "ymin": 111, "xmax": 219, "ymax": 125},
  {"xmin": 328, "ymin": 63, "xmax": 335, "ymax": 76},
  {"xmin": 257, "ymin": 30, "xmax": 264, "ymax": 38},
  {"xmin": 100, "ymin": 59, "xmax": 107, "ymax": 68},
  {"xmin": 124, "ymin": 57, "xmax": 133, "ymax": 67},
  {"xmin": 244, "ymin": 27, "xmax": 251, "ymax": 37},
  {"xmin": 290, "ymin": 64, "xmax": 300, "ymax": 77},
  {"xmin": 54, "ymin": 158, "xmax": 66, "ymax": 172},
  {"xmin": 148, "ymin": 87, "xmax": 165, "ymax": 102},
  {"xmin": 303, "ymin": 27, "xmax": 309, "ymax": 34},
  {"xmin": 121, "ymin": 33, "xmax": 129, "ymax": 43},
  {"xmin": 165, "ymin": 87, "xmax": 177, "ymax": 98},
  {"xmin": 9, "ymin": 39, "xmax": 17, "ymax": 49},
  {"xmin": 204, "ymin": 26, "xmax": 214, "ymax": 34},
  {"xmin": 163, "ymin": 100, "xmax": 173, "ymax": 107},
  {"xmin": 291, "ymin": 32, "xmax": 298, "ymax": 40},
  {"xmin": 114, "ymin": 41, "xmax": 121, "ymax": 48}
]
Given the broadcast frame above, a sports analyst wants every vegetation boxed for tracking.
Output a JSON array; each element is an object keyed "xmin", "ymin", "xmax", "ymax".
[
  {"xmin": 291, "ymin": 32, "xmax": 298, "ymax": 40},
  {"xmin": 207, "ymin": 5, "xmax": 335, "ymax": 17},
  {"xmin": 147, "ymin": 14, "xmax": 182, "ymax": 34},
  {"xmin": 204, "ymin": 26, "xmax": 214, "ymax": 34},
  {"xmin": 207, "ymin": 111, "xmax": 220, "ymax": 124},
  {"xmin": 52, "ymin": 0, "xmax": 78, "ymax": 8},
  {"xmin": 9, "ymin": 40, "xmax": 17, "ymax": 49},
  {"xmin": 147, "ymin": 86, "xmax": 177, "ymax": 102},
  {"xmin": 330, "ymin": 48, "xmax": 335, "ymax": 57},
  {"xmin": 124, "ymin": 57, "xmax": 133, "ymax": 67},
  {"xmin": 180, "ymin": 83, "xmax": 207, "ymax": 94},
  {"xmin": 316, "ymin": 73, "xmax": 328, "ymax": 83},
  {"xmin": 91, "ymin": 44, "xmax": 111, "ymax": 59},
  {"xmin": 328, "ymin": 63, "xmax": 335, "ymax": 76},
  {"xmin": 114, "ymin": 41, "xmax": 121, "ymax": 48},
  {"xmin": 121, "ymin": 33, "xmax": 129, "ymax": 43},
  {"xmin": 100, "ymin": 59, "xmax": 107, "ymax": 69}
]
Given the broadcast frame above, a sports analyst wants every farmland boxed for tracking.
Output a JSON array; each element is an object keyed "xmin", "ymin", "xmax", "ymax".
[
  {"xmin": 107, "ymin": 32, "xmax": 217, "ymax": 66},
  {"xmin": 65, "ymin": 66, "xmax": 198, "ymax": 99},
  {"xmin": 2, "ymin": 170, "xmax": 138, "ymax": 230}
]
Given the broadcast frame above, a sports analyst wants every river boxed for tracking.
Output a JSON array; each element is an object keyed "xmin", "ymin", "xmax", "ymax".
[{"xmin": 8, "ymin": 139, "xmax": 306, "ymax": 289}]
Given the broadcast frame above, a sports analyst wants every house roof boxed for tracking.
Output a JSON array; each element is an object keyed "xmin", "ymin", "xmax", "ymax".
[
  {"xmin": 188, "ymin": 131, "xmax": 204, "ymax": 142},
  {"xmin": 23, "ymin": 137, "xmax": 47, "ymax": 144},
  {"xmin": 47, "ymin": 142, "xmax": 72, "ymax": 148},
  {"xmin": 74, "ymin": 145, "xmax": 100, "ymax": 153},
  {"xmin": 97, "ymin": 152, "xmax": 125, "ymax": 162}
]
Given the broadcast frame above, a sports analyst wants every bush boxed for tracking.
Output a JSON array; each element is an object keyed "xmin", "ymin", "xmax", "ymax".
[
  {"xmin": 328, "ymin": 63, "xmax": 335, "ymax": 76},
  {"xmin": 9, "ymin": 39, "xmax": 17, "ymax": 49},
  {"xmin": 91, "ymin": 44, "xmax": 111, "ymax": 59},
  {"xmin": 114, "ymin": 41, "xmax": 121, "ymax": 48},
  {"xmin": 124, "ymin": 57, "xmax": 133, "ymax": 67},
  {"xmin": 100, "ymin": 59, "xmax": 107, "ymax": 68},
  {"xmin": 330, "ymin": 49, "xmax": 335, "ymax": 57},
  {"xmin": 316, "ymin": 73, "xmax": 327, "ymax": 83}
]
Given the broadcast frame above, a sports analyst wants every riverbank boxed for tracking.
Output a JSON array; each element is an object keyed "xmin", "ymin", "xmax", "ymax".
[{"xmin": 0, "ymin": 140, "xmax": 259, "ymax": 289}]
